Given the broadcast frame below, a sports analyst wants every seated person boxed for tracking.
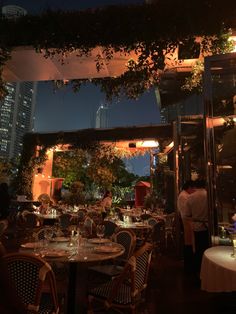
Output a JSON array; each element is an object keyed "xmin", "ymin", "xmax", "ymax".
[{"xmin": 100, "ymin": 191, "xmax": 112, "ymax": 219}]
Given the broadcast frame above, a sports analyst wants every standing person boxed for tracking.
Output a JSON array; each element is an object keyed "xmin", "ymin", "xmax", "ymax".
[
  {"xmin": 177, "ymin": 180, "xmax": 195, "ymax": 273},
  {"xmin": 100, "ymin": 191, "xmax": 112, "ymax": 219},
  {"xmin": 186, "ymin": 179, "xmax": 209, "ymax": 274},
  {"xmin": 0, "ymin": 182, "xmax": 10, "ymax": 219}
]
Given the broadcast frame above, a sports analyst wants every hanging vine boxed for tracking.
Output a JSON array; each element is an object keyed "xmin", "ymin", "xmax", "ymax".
[{"xmin": 0, "ymin": 1, "xmax": 235, "ymax": 100}]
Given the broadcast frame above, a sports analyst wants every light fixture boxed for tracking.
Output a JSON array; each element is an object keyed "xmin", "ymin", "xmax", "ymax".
[{"xmin": 136, "ymin": 140, "xmax": 159, "ymax": 148}]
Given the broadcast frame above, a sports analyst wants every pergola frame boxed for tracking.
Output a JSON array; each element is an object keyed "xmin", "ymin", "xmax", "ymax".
[{"xmin": 17, "ymin": 124, "xmax": 173, "ymax": 200}]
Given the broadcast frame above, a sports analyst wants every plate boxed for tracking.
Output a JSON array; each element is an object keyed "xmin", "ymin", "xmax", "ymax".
[
  {"xmin": 41, "ymin": 249, "xmax": 69, "ymax": 257},
  {"xmin": 21, "ymin": 242, "xmax": 41, "ymax": 249},
  {"xmin": 50, "ymin": 237, "xmax": 70, "ymax": 242},
  {"xmin": 88, "ymin": 238, "xmax": 111, "ymax": 244},
  {"xmin": 134, "ymin": 222, "xmax": 147, "ymax": 227},
  {"xmin": 94, "ymin": 245, "xmax": 121, "ymax": 253}
]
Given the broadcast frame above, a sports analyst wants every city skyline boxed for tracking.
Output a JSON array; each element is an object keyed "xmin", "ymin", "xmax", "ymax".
[
  {"xmin": 34, "ymin": 82, "xmax": 160, "ymax": 176},
  {"xmin": 0, "ymin": 4, "xmax": 37, "ymax": 160},
  {"xmin": 1, "ymin": 0, "xmax": 161, "ymax": 176}
]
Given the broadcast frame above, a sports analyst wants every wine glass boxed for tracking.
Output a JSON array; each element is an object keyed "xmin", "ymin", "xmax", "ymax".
[
  {"xmin": 96, "ymin": 224, "xmax": 105, "ymax": 242},
  {"xmin": 44, "ymin": 228, "xmax": 53, "ymax": 247}
]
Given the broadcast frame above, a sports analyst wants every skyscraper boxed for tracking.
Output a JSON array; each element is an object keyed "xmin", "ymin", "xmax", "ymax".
[
  {"xmin": 1, "ymin": 4, "xmax": 27, "ymax": 18},
  {"xmin": 95, "ymin": 104, "xmax": 109, "ymax": 128},
  {"xmin": 0, "ymin": 82, "xmax": 37, "ymax": 160},
  {"xmin": 0, "ymin": 5, "xmax": 37, "ymax": 161}
]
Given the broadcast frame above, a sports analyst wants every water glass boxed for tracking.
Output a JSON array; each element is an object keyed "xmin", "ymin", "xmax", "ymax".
[
  {"xmin": 231, "ymin": 234, "xmax": 236, "ymax": 257},
  {"xmin": 96, "ymin": 224, "xmax": 105, "ymax": 242}
]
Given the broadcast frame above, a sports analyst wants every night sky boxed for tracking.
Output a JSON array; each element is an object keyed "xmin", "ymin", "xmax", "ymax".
[{"xmin": 3, "ymin": 0, "xmax": 161, "ymax": 175}]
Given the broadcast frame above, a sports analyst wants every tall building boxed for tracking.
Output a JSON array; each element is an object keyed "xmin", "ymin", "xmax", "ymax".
[
  {"xmin": 0, "ymin": 82, "xmax": 37, "ymax": 160},
  {"xmin": 0, "ymin": 5, "xmax": 37, "ymax": 161},
  {"xmin": 95, "ymin": 104, "xmax": 109, "ymax": 128},
  {"xmin": 1, "ymin": 4, "xmax": 27, "ymax": 18},
  {"xmin": 158, "ymin": 93, "xmax": 203, "ymax": 124}
]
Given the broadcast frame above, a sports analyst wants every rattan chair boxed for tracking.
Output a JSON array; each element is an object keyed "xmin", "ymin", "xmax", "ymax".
[
  {"xmin": 0, "ymin": 219, "xmax": 8, "ymax": 238},
  {"xmin": 77, "ymin": 210, "xmax": 85, "ymax": 222},
  {"xmin": 58, "ymin": 213, "xmax": 72, "ymax": 231},
  {"xmin": 103, "ymin": 220, "xmax": 118, "ymax": 238},
  {"xmin": 147, "ymin": 217, "xmax": 158, "ymax": 227},
  {"xmin": 33, "ymin": 228, "xmax": 68, "ymax": 313},
  {"xmin": 165, "ymin": 212, "xmax": 176, "ymax": 248},
  {"xmin": 22, "ymin": 211, "xmax": 41, "ymax": 229},
  {"xmin": 33, "ymin": 227, "xmax": 61, "ymax": 241},
  {"xmin": 147, "ymin": 218, "xmax": 165, "ymax": 254},
  {"xmin": 89, "ymin": 228, "xmax": 136, "ymax": 278},
  {"xmin": 3, "ymin": 252, "xmax": 59, "ymax": 314},
  {"xmin": 88, "ymin": 242, "xmax": 153, "ymax": 314},
  {"xmin": 140, "ymin": 213, "xmax": 152, "ymax": 221}
]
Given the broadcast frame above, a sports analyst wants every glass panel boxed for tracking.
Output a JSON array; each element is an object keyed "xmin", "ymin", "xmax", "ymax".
[{"xmin": 205, "ymin": 53, "xmax": 236, "ymax": 244}]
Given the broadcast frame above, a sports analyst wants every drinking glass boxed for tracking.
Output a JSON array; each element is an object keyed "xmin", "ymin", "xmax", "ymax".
[
  {"xmin": 44, "ymin": 228, "xmax": 53, "ymax": 246},
  {"xmin": 231, "ymin": 233, "xmax": 236, "ymax": 257},
  {"xmin": 96, "ymin": 224, "xmax": 105, "ymax": 242}
]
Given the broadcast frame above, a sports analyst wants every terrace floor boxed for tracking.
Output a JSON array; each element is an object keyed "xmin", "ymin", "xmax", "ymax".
[{"xmin": 144, "ymin": 250, "xmax": 236, "ymax": 314}]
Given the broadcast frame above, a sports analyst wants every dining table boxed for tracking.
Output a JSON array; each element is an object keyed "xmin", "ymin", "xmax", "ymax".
[
  {"xmin": 200, "ymin": 245, "xmax": 236, "ymax": 292},
  {"xmin": 35, "ymin": 212, "xmax": 61, "ymax": 225},
  {"xmin": 116, "ymin": 220, "xmax": 152, "ymax": 230},
  {"xmin": 20, "ymin": 236, "xmax": 124, "ymax": 314}
]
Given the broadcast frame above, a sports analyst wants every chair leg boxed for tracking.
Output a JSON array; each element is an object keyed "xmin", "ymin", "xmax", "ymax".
[
  {"xmin": 87, "ymin": 296, "xmax": 94, "ymax": 314},
  {"xmin": 131, "ymin": 305, "xmax": 136, "ymax": 314}
]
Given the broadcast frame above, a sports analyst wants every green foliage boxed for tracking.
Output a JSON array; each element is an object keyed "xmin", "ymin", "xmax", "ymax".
[
  {"xmin": 144, "ymin": 191, "xmax": 158, "ymax": 209},
  {"xmin": 52, "ymin": 144, "xmax": 137, "ymax": 199},
  {"xmin": 112, "ymin": 186, "xmax": 134, "ymax": 205},
  {"xmin": 182, "ymin": 30, "xmax": 235, "ymax": 93},
  {"xmin": 0, "ymin": 2, "xmax": 235, "ymax": 101},
  {"xmin": 53, "ymin": 149, "xmax": 87, "ymax": 188},
  {"xmin": 0, "ymin": 48, "xmax": 11, "ymax": 100},
  {"xmin": 64, "ymin": 181, "xmax": 85, "ymax": 205},
  {"xmin": 0, "ymin": 158, "xmax": 17, "ymax": 184},
  {"xmin": 14, "ymin": 134, "xmax": 49, "ymax": 197},
  {"xmin": 182, "ymin": 60, "xmax": 204, "ymax": 93}
]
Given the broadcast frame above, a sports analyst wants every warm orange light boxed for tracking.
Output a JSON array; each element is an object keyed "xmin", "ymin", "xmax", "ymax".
[
  {"xmin": 136, "ymin": 140, "xmax": 159, "ymax": 148},
  {"xmin": 229, "ymin": 35, "xmax": 236, "ymax": 52}
]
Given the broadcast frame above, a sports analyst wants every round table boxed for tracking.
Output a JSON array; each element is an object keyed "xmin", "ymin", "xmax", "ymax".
[
  {"xmin": 200, "ymin": 245, "xmax": 236, "ymax": 292},
  {"xmin": 20, "ymin": 239, "xmax": 124, "ymax": 314},
  {"xmin": 35, "ymin": 213, "xmax": 60, "ymax": 225}
]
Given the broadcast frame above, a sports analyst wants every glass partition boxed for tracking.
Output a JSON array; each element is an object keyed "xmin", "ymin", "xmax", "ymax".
[{"xmin": 204, "ymin": 52, "xmax": 236, "ymax": 244}]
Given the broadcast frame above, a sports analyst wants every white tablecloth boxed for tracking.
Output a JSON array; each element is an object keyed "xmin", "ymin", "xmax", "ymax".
[{"xmin": 200, "ymin": 246, "xmax": 236, "ymax": 292}]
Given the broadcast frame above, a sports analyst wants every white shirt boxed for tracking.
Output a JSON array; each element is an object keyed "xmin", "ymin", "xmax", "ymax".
[
  {"xmin": 177, "ymin": 190, "xmax": 190, "ymax": 219},
  {"xmin": 186, "ymin": 188, "xmax": 208, "ymax": 232},
  {"xmin": 177, "ymin": 190, "xmax": 194, "ymax": 246}
]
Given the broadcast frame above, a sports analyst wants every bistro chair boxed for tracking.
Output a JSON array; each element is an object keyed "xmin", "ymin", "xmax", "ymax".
[
  {"xmin": 140, "ymin": 213, "xmax": 152, "ymax": 221},
  {"xmin": 89, "ymin": 228, "xmax": 136, "ymax": 279},
  {"xmin": 3, "ymin": 252, "xmax": 59, "ymax": 314},
  {"xmin": 114, "ymin": 207, "xmax": 123, "ymax": 221},
  {"xmin": 147, "ymin": 217, "xmax": 158, "ymax": 227},
  {"xmin": 83, "ymin": 216, "xmax": 94, "ymax": 237},
  {"xmin": 148, "ymin": 218, "xmax": 165, "ymax": 254},
  {"xmin": 77, "ymin": 210, "xmax": 85, "ymax": 222},
  {"xmin": 0, "ymin": 219, "xmax": 8, "ymax": 238},
  {"xmin": 33, "ymin": 228, "xmax": 69, "ymax": 313},
  {"xmin": 88, "ymin": 242, "xmax": 153, "ymax": 314},
  {"xmin": 165, "ymin": 212, "xmax": 176, "ymax": 249},
  {"xmin": 33, "ymin": 226, "xmax": 61, "ymax": 241},
  {"xmin": 58, "ymin": 213, "xmax": 73, "ymax": 231},
  {"xmin": 22, "ymin": 211, "xmax": 41, "ymax": 228},
  {"xmin": 103, "ymin": 220, "xmax": 118, "ymax": 238}
]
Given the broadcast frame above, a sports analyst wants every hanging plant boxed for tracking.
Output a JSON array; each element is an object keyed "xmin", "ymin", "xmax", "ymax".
[
  {"xmin": 182, "ymin": 29, "xmax": 235, "ymax": 93},
  {"xmin": 0, "ymin": 2, "xmax": 235, "ymax": 100},
  {"xmin": 0, "ymin": 47, "xmax": 11, "ymax": 99}
]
